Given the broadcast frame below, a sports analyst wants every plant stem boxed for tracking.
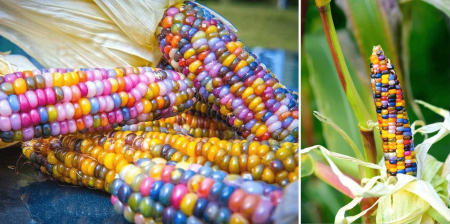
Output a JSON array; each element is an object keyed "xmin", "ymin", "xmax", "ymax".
[
  {"xmin": 360, "ymin": 197, "xmax": 378, "ymax": 223},
  {"xmin": 301, "ymin": 0, "xmax": 309, "ymax": 45},
  {"xmin": 316, "ymin": 2, "xmax": 377, "ymax": 179},
  {"xmin": 359, "ymin": 125, "xmax": 378, "ymax": 178},
  {"xmin": 316, "ymin": 3, "xmax": 371, "ymax": 129}
]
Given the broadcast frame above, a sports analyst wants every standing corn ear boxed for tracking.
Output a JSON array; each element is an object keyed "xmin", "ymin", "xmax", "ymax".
[{"xmin": 370, "ymin": 45, "xmax": 417, "ymax": 177}]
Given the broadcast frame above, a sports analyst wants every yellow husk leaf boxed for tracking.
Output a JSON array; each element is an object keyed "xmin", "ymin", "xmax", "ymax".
[
  {"xmin": 0, "ymin": 54, "xmax": 40, "ymax": 148},
  {"xmin": 0, "ymin": 0, "xmax": 183, "ymax": 68},
  {"xmin": 301, "ymin": 100, "xmax": 450, "ymax": 223},
  {"xmin": 0, "ymin": 53, "xmax": 12, "ymax": 75}
]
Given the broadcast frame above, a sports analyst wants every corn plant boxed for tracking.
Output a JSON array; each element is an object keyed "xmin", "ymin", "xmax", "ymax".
[{"xmin": 301, "ymin": 0, "xmax": 450, "ymax": 223}]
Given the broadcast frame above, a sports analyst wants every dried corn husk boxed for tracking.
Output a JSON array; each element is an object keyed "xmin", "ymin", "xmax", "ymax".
[
  {"xmin": 0, "ymin": 54, "xmax": 40, "ymax": 148},
  {"xmin": 0, "ymin": 0, "xmax": 183, "ymax": 68}
]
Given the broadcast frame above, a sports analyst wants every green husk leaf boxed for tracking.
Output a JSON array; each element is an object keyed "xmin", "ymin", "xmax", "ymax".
[
  {"xmin": 427, "ymin": 207, "xmax": 449, "ymax": 224},
  {"xmin": 337, "ymin": 31, "xmax": 382, "ymax": 162},
  {"xmin": 315, "ymin": 0, "xmax": 331, "ymax": 7}
]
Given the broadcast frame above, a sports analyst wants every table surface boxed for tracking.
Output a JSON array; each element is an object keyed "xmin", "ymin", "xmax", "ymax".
[{"xmin": 0, "ymin": 146, "xmax": 127, "ymax": 224}]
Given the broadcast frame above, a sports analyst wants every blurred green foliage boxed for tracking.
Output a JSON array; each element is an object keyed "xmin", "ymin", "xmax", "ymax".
[
  {"xmin": 302, "ymin": 0, "xmax": 450, "ymax": 223},
  {"xmin": 197, "ymin": 0, "xmax": 299, "ymax": 51}
]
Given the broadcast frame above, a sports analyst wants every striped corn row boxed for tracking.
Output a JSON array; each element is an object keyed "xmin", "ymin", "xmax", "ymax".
[
  {"xmin": 156, "ymin": 1, "xmax": 299, "ymax": 142},
  {"xmin": 23, "ymin": 134, "xmax": 295, "ymax": 187},
  {"xmin": 0, "ymin": 67, "xmax": 195, "ymax": 142},
  {"xmin": 64, "ymin": 132, "xmax": 297, "ymax": 186},
  {"xmin": 107, "ymin": 131, "xmax": 296, "ymax": 184},
  {"xmin": 370, "ymin": 46, "xmax": 416, "ymax": 177},
  {"xmin": 26, "ymin": 130, "xmax": 298, "ymax": 186},
  {"xmin": 110, "ymin": 158, "xmax": 284, "ymax": 223}
]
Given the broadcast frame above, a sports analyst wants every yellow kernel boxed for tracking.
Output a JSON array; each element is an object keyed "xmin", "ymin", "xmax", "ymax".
[
  {"xmin": 226, "ymin": 42, "xmax": 238, "ymax": 53},
  {"xmin": 222, "ymin": 54, "xmax": 237, "ymax": 67},
  {"xmin": 205, "ymin": 26, "xmax": 218, "ymax": 35},
  {"xmin": 234, "ymin": 60, "xmax": 248, "ymax": 73},
  {"xmin": 184, "ymin": 48, "xmax": 196, "ymax": 59},
  {"xmin": 242, "ymin": 87, "xmax": 254, "ymax": 99},
  {"xmin": 189, "ymin": 60, "xmax": 202, "ymax": 73}
]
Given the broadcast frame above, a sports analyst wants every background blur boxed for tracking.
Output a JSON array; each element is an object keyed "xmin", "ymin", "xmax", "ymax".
[
  {"xmin": 302, "ymin": 0, "xmax": 450, "ymax": 223},
  {"xmin": 0, "ymin": 1, "xmax": 299, "ymax": 223}
]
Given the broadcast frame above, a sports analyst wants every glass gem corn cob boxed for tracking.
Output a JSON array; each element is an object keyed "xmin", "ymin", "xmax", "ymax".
[
  {"xmin": 110, "ymin": 158, "xmax": 284, "ymax": 223},
  {"xmin": 0, "ymin": 67, "xmax": 195, "ymax": 142},
  {"xmin": 22, "ymin": 140, "xmax": 286, "ymax": 223},
  {"xmin": 369, "ymin": 45, "xmax": 416, "ymax": 177},
  {"xmin": 156, "ymin": 1, "xmax": 299, "ymax": 143},
  {"xmin": 23, "ymin": 130, "xmax": 298, "ymax": 186}
]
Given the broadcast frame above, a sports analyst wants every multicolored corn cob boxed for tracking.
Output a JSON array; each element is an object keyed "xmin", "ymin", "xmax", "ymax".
[
  {"xmin": 0, "ymin": 67, "xmax": 195, "ymax": 141},
  {"xmin": 110, "ymin": 158, "xmax": 284, "ymax": 223},
  {"xmin": 156, "ymin": 1, "xmax": 299, "ymax": 142},
  {"xmin": 74, "ymin": 130, "xmax": 297, "ymax": 185},
  {"xmin": 369, "ymin": 45, "xmax": 416, "ymax": 177},
  {"xmin": 23, "ymin": 129, "xmax": 298, "ymax": 186},
  {"xmin": 23, "ymin": 140, "xmax": 287, "ymax": 223}
]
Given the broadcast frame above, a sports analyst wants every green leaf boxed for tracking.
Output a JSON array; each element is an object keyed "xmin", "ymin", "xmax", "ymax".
[
  {"xmin": 422, "ymin": 0, "xmax": 450, "ymax": 18},
  {"xmin": 313, "ymin": 111, "xmax": 364, "ymax": 161},
  {"xmin": 301, "ymin": 153, "xmax": 315, "ymax": 177},
  {"xmin": 335, "ymin": 0, "xmax": 398, "ymax": 74},
  {"xmin": 303, "ymin": 176, "xmax": 348, "ymax": 221},
  {"xmin": 304, "ymin": 33, "xmax": 366, "ymax": 178},
  {"xmin": 337, "ymin": 30, "xmax": 373, "ymax": 105}
]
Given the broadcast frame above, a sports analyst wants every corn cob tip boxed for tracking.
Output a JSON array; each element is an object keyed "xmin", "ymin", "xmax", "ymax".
[{"xmin": 372, "ymin": 45, "xmax": 385, "ymax": 57}]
